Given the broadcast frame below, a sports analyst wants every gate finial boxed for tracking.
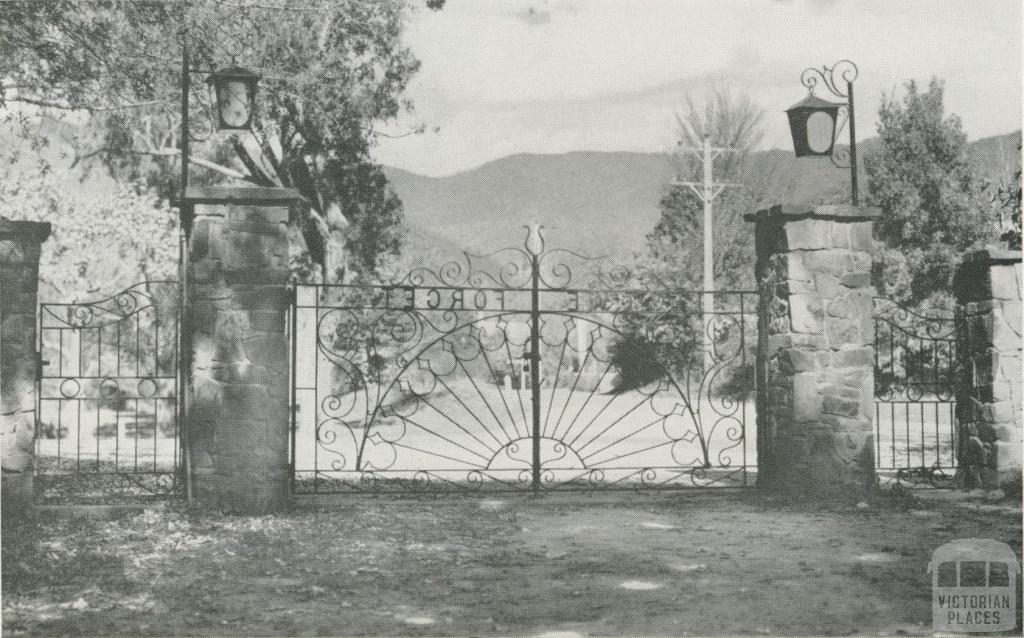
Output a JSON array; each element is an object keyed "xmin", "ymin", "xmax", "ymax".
[{"xmin": 524, "ymin": 222, "xmax": 545, "ymax": 256}]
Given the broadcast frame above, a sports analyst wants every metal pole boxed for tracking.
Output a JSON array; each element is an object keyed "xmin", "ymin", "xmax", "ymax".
[
  {"xmin": 847, "ymin": 80, "xmax": 858, "ymax": 207},
  {"xmin": 702, "ymin": 136, "xmax": 714, "ymax": 374},
  {"xmin": 753, "ymin": 212, "xmax": 770, "ymax": 488},
  {"xmin": 530, "ymin": 251, "xmax": 541, "ymax": 494},
  {"xmin": 179, "ymin": 29, "xmax": 193, "ymax": 508},
  {"xmin": 289, "ymin": 287, "xmax": 298, "ymax": 495},
  {"xmin": 180, "ymin": 46, "xmax": 190, "ymax": 198}
]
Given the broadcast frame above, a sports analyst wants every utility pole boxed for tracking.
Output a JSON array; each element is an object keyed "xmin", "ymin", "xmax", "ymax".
[{"xmin": 672, "ymin": 136, "xmax": 741, "ymax": 374}]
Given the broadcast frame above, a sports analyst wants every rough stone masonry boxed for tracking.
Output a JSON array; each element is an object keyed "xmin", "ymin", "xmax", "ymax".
[
  {"xmin": 954, "ymin": 248, "xmax": 1023, "ymax": 489},
  {"xmin": 0, "ymin": 217, "xmax": 51, "ymax": 519},
  {"xmin": 748, "ymin": 204, "xmax": 879, "ymax": 496},
  {"xmin": 185, "ymin": 187, "xmax": 296, "ymax": 514}
]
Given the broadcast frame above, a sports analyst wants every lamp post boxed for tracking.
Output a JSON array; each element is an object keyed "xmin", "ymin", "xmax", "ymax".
[
  {"xmin": 180, "ymin": 56, "xmax": 261, "ymax": 199},
  {"xmin": 785, "ymin": 59, "xmax": 859, "ymax": 206},
  {"xmin": 178, "ymin": 56, "xmax": 262, "ymax": 226},
  {"xmin": 178, "ymin": 33, "xmax": 261, "ymax": 506},
  {"xmin": 178, "ymin": 31, "xmax": 192, "ymax": 506}
]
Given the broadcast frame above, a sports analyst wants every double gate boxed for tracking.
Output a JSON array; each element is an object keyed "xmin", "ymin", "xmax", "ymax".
[
  {"xmin": 28, "ymin": 252, "xmax": 971, "ymax": 499},
  {"xmin": 290, "ymin": 228, "xmax": 755, "ymax": 493}
]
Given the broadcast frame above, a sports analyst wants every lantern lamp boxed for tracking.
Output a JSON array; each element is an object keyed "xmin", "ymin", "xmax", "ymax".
[
  {"xmin": 206, "ymin": 66, "xmax": 260, "ymax": 131},
  {"xmin": 785, "ymin": 93, "xmax": 843, "ymax": 157}
]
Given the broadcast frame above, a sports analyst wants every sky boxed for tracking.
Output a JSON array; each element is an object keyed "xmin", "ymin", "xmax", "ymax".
[{"xmin": 371, "ymin": 0, "xmax": 1023, "ymax": 177}]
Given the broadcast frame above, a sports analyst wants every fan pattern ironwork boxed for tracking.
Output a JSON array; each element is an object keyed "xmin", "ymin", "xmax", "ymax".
[{"xmin": 291, "ymin": 227, "xmax": 756, "ymax": 493}]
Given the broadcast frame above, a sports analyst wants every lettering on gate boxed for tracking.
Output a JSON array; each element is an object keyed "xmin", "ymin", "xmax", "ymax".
[{"xmin": 373, "ymin": 286, "xmax": 612, "ymax": 314}]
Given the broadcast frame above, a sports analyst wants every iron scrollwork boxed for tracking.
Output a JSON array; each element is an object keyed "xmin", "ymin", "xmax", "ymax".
[
  {"xmin": 886, "ymin": 465, "xmax": 956, "ymax": 490},
  {"xmin": 872, "ymin": 297, "xmax": 960, "ymax": 488},
  {"xmin": 873, "ymin": 298, "xmax": 958, "ymax": 401},
  {"xmin": 36, "ymin": 281, "xmax": 181, "ymax": 503},
  {"xmin": 800, "ymin": 59, "xmax": 858, "ymax": 169},
  {"xmin": 800, "ymin": 59, "xmax": 858, "ymax": 100},
  {"xmin": 292, "ymin": 228, "xmax": 756, "ymax": 493}
]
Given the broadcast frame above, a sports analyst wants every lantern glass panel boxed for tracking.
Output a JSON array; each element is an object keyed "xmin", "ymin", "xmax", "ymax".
[
  {"xmin": 216, "ymin": 79, "xmax": 252, "ymax": 128},
  {"xmin": 806, "ymin": 111, "xmax": 835, "ymax": 154}
]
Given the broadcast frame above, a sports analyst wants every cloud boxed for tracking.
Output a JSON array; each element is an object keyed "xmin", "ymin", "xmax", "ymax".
[
  {"xmin": 516, "ymin": 7, "xmax": 552, "ymax": 26},
  {"xmin": 379, "ymin": 0, "xmax": 1022, "ymax": 176},
  {"xmin": 770, "ymin": 0, "xmax": 840, "ymax": 6},
  {"xmin": 730, "ymin": 45, "xmax": 762, "ymax": 69}
]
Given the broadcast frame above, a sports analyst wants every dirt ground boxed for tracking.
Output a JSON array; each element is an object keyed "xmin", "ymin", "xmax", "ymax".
[{"xmin": 2, "ymin": 489, "xmax": 1021, "ymax": 637}]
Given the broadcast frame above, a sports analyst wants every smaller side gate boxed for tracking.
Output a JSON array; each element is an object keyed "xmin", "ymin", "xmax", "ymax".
[
  {"xmin": 35, "ymin": 280, "xmax": 182, "ymax": 502},
  {"xmin": 873, "ymin": 298, "xmax": 958, "ymax": 487}
]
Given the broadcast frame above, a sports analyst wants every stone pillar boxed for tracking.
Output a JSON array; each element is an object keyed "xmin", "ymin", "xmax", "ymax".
[
  {"xmin": 1, "ymin": 218, "xmax": 51, "ymax": 519},
  {"xmin": 953, "ymin": 248, "xmax": 1022, "ymax": 490},
  {"xmin": 185, "ymin": 187, "xmax": 297, "ymax": 514},
  {"xmin": 747, "ymin": 204, "xmax": 880, "ymax": 496}
]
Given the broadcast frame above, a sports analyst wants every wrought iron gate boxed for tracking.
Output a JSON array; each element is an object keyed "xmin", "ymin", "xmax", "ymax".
[
  {"xmin": 291, "ymin": 228, "xmax": 755, "ymax": 493},
  {"xmin": 873, "ymin": 298, "xmax": 958, "ymax": 487},
  {"xmin": 35, "ymin": 280, "xmax": 181, "ymax": 501}
]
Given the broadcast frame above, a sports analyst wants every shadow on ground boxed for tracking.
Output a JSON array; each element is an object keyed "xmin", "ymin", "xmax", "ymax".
[{"xmin": 3, "ymin": 490, "xmax": 1021, "ymax": 636}]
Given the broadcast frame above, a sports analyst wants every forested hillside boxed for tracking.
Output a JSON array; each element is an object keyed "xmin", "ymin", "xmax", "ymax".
[{"xmin": 387, "ymin": 131, "xmax": 1021, "ymax": 259}]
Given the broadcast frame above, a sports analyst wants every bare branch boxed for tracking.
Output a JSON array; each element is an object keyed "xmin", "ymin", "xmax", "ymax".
[
  {"xmin": 233, "ymin": 135, "xmax": 283, "ymax": 187},
  {"xmin": 5, "ymin": 95, "xmax": 173, "ymax": 113},
  {"xmin": 71, "ymin": 146, "xmax": 252, "ymax": 182},
  {"xmin": 365, "ymin": 129, "xmax": 417, "ymax": 140},
  {"xmin": 184, "ymin": 154, "xmax": 252, "ymax": 181}
]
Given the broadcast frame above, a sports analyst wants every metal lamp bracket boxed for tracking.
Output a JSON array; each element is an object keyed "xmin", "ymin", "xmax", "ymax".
[{"xmin": 829, "ymin": 105, "xmax": 851, "ymax": 169}]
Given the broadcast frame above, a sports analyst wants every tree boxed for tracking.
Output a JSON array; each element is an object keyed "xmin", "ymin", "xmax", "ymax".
[
  {"xmin": 995, "ymin": 146, "xmax": 1021, "ymax": 250},
  {"xmin": 647, "ymin": 85, "xmax": 774, "ymax": 292},
  {"xmin": 0, "ymin": 148, "xmax": 178, "ymax": 301},
  {"xmin": 0, "ymin": 0, "xmax": 442, "ymax": 283},
  {"xmin": 866, "ymin": 78, "xmax": 994, "ymax": 305},
  {"xmin": 615, "ymin": 86, "xmax": 774, "ymax": 392},
  {"xmin": 670, "ymin": 86, "xmax": 766, "ymax": 178}
]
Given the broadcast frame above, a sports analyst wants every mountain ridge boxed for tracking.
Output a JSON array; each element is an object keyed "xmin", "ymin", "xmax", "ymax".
[{"xmin": 386, "ymin": 130, "xmax": 1021, "ymax": 259}]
